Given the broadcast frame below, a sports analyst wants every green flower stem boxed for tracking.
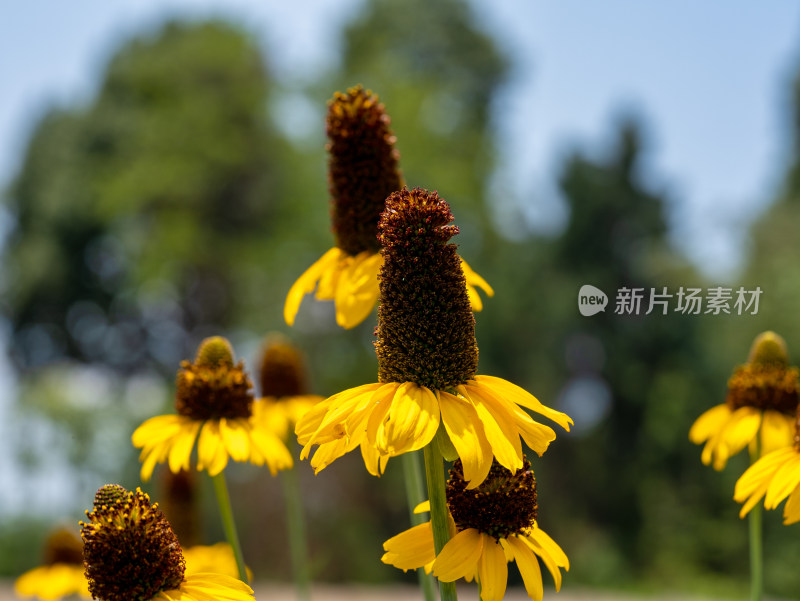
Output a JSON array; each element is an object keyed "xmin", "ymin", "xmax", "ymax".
[
  {"xmin": 423, "ymin": 442, "xmax": 458, "ymax": 601},
  {"xmin": 211, "ymin": 471, "xmax": 249, "ymax": 585},
  {"xmin": 402, "ymin": 451, "xmax": 436, "ymax": 601},
  {"xmin": 749, "ymin": 433, "xmax": 763, "ymax": 601},
  {"xmin": 281, "ymin": 463, "xmax": 311, "ymax": 601}
]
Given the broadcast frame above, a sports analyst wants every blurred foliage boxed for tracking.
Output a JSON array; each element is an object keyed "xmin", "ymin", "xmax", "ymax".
[{"xmin": 3, "ymin": 0, "xmax": 800, "ymax": 596}]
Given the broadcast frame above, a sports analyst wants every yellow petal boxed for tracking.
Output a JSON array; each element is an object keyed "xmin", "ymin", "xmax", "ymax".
[
  {"xmin": 760, "ymin": 410, "xmax": 795, "ymax": 454},
  {"xmin": 377, "ymin": 383, "xmax": 440, "ymax": 456},
  {"xmin": 197, "ymin": 421, "xmax": 229, "ymax": 476},
  {"xmin": 301, "ymin": 383, "xmax": 383, "ymax": 452},
  {"xmin": 764, "ymin": 451, "xmax": 800, "ymax": 509},
  {"xmin": 139, "ymin": 439, "xmax": 171, "ymax": 482},
  {"xmin": 414, "ymin": 500, "xmax": 431, "ymax": 514},
  {"xmin": 478, "ymin": 535, "xmax": 508, "ymax": 601},
  {"xmin": 462, "ymin": 384, "xmax": 524, "ymax": 471},
  {"xmin": 433, "ymin": 528, "xmax": 484, "ymax": 582},
  {"xmin": 249, "ymin": 427, "xmax": 293, "ymax": 475},
  {"xmin": 219, "ymin": 419, "xmax": 251, "ymax": 463},
  {"xmin": 382, "ymin": 522, "xmax": 436, "ymax": 571},
  {"xmin": 460, "ymin": 257, "xmax": 494, "ymax": 313},
  {"xmin": 132, "ymin": 414, "xmax": 188, "ymax": 448},
  {"xmin": 527, "ymin": 527, "xmax": 569, "ymax": 569},
  {"xmin": 167, "ymin": 420, "xmax": 201, "ymax": 474},
  {"xmin": 439, "ymin": 391, "xmax": 493, "ymax": 487},
  {"xmin": 335, "ymin": 250, "xmax": 382, "ymax": 329},
  {"xmin": 284, "ymin": 247, "xmax": 342, "ymax": 326},
  {"xmin": 688, "ymin": 404, "xmax": 732, "ymax": 443},
  {"xmin": 472, "ymin": 376, "xmax": 572, "ymax": 431},
  {"xmin": 782, "ymin": 487, "xmax": 800, "ymax": 524},
  {"xmin": 719, "ymin": 407, "xmax": 762, "ymax": 459},
  {"xmin": 505, "ymin": 535, "xmax": 544, "ymax": 601}
]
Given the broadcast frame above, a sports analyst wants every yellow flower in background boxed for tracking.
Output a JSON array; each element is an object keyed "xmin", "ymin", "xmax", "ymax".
[
  {"xmin": 297, "ymin": 188, "xmax": 571, "ymax": 486},
  {"xmin": 689, "ymin": 331, "xmax": 799, "ymax": 470},
  {"xmin": 382, "ymin": 459, "xmax": 569, "ymax": 601},
  {"xmin": 14, "ymin": 528, "xmax": 89, "ymax": 600},
  {"xmin": 254, "ymin": 334, "xmax": 322, "ymax": 440},
  {"xmin": 81, "ymin": 485, "xmax": 254, "ymax": 601},
  {"xmin": 284, "ymin": 85, "xmax": 493, "ymax": 330},
  {"xmin": 132, "ymin": 336, "xmax": 293, "ymax": 480}
]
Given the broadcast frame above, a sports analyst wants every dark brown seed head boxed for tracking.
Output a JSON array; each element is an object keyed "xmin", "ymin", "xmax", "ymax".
[
  {"xmin": 726, "ymin": 332, "xmax": 799, "ymax": 416},
  {"xmin": 447, "ymin": 458, "xmax": 538, "ymax": 540},
  {"xmin": 327, "ymin": 85, "xmax": 403, "ymax": 256},
  {"xmin": 175, "ymin": 337, "xmax": 253, "ymax": 420},
  {"xmin": 258, "ymin": 335, "xmax": 308, "ymax": 399},
  {"xmin": 375, "ymin": 187, "xmax": 478, "ymax": 390},
  {"xmin": 159, "ymin": 470, "xmax": 200, "ymax": 548},
  {"xmin": 43, "ymin": 528, "xmax": 83, "ymax": 566},
  {"xmin": 81, "ymin": 485, "xmax": 185, "ymax": 601}
]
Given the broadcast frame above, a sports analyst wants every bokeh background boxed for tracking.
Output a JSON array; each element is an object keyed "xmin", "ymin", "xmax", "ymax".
[{"xmin": 2, "ymin": 0, "xmax": 800, "ymax": 597}]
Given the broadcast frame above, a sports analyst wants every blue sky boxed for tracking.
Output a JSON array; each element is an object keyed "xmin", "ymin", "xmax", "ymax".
[
  {"xmin": 1, "ymin": 0, "xmax": 800, "ymax": 515},
  {"xmin": 1, "ymin": 1, "xmax": 799, "ymax": 277}
]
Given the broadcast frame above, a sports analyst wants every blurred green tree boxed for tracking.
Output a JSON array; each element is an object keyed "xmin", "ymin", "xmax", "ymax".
[{"xmin": 3, "ymin": 21, "xmax": 283, "ymax": 374}]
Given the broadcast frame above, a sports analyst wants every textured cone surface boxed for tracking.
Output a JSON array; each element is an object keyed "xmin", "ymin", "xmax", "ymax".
[
  {"xmin": 375, "ymin": 187, "xmax": 478, "ymax": 390},
  {"xmin": 447, "ymin": 458, "xmax": 538, "ymax": 540},
  {"xmin": 328, "ymin": 85, "xmax": 403, "ymax": 255},
  {"xmin": 259, "ymin": 338, "xmax": 308, "ymax": 398},
  {"xmin": 82, "ymin": 486, "xmax": 186, "ymax": 601}
]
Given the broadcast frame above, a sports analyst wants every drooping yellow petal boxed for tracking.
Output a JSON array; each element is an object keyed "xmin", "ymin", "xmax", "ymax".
[
  {"xmin": 219, "ymin": 419, "xmax": 252, "ymax": 463},
  {"xmin": 504, "ymin": 535, "xmax": 544, "ymax": 601},
  {"xmin": 376, "ymin": 383, "xmax": 440, "ymax": 456},
  {"xmin": 335, "ymin": 250, "xmax": 382, "ymax": 329},
  {"xmin": 462, "ymin": 384, "xmax": 524, "ymax": 471},
  {"xmin": 759, "ymin": 410, "xmax": 795, "ymax": 454},
  {"xmin": 382, "ymin": 522, "xmax": 436, "ymax": 572},
  {"xmin": 15, "ymin": 564, "xmax": 89, "ymax": 600},
  {"xmin": 432, "ymin": 528, "xmax": 484, "ymax": 582},
  {"xmin": 284, "ymin": 247, "xmax": 343, "ymax": 326},
  {"xmin": 472, "ymin": 376, "xmax": 573, "ymax": 431},
  {"xmin": 719, "ymin": 407, "xmax": 762, "ymax": 461},
  {"xmin": 734, "ymin": 447, "xmax": 794, "ymax": 516},
  {"xmin": 139, "ymin": 440, "xmax": 172, "ymax": 482},
  {"xmin": 249, "ymin": 427, "xmax": 293, "ymax": 475},
  {"xmin": 132, "ymin": 414, "xmax": 188, "ymax": 448},
  {"xmin": 197, "ymin": 421, "xmax": 229, "ymax": 476},
  {"xmin": 460, "ymin": 257, "xmax": 494, "ymax": 313},
  {"xmin": 782, "ymin": 487, "xmax": 800, "ymax": 524},
  {"xmin": 439, "ymin": 391, "xmax": 493, "ymax": 487},
  {"xmin": 168, "ymin": 420, "xmax": 202, "ymax": 474},
  {"xmin": 177, "ymin": 572, "xmax": 254, "ymax": 601},
  {"xmin": 689, "ymin": 404, "xmax": 732, "ymax": 443},
  {"xmin": 478, "ymin": 534, "xmax": 508, "ymax": 601},
  {"xmin": 764, "ymin": 451, "xmax": 800, "ymax": 509},
  {"xmin": 300, "ymin": 383, "xmax": 384, "ymax": 453},
  {"xmin": 522, "ymin": 528, "xmax": 569, "ymax": 590}
]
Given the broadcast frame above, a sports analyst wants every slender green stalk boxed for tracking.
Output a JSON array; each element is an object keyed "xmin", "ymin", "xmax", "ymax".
[
  {"xmin": 402, "ymin": 451, "xmax": 437, "ymax": 601},
  {"xmin": 749, "ymin": 432, "xmax": 763, "ymax": 601},
  {"xmin": 281, "ymin": 464, "xmax": 311, "ymax": 601},
  {"xmin": 423, "ymin": 443, "xmax": 458, "ymax": 601},
  {"xmin": 211, "ymin": 471, "xmax": 249, "ymax": 584}
]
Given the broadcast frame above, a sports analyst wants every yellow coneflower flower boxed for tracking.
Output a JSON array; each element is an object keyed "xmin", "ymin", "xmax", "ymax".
[
  {"xmin": 253, "ymin": 335, "xmax": 322, "ymax": 440},
  {"xmin": 284, "ymin": 86, "xmax": 493, "ymax": 330},
  {"xmin": 734, "ymin": 405, "xmax": 800, "ymax": 524},
  {"xmin": 689, "ymin": 331, "xmax": 799, "ymax": 470},
  {"xmin": 132, "ymin": 336, "xmax": 293, "ymax": 481},
  {"xmin": 14, "ymin": 528, "xmax": 90, "ymax": 600},
  {"xmin": 383, "ymin": 459, "xmax": 569, "ymax": 601},
  {"xmin": 81, "ymin": 485, "xmax": 254, "ymax": 601},
  {"xmin": 297, "ymin": 188, "xmax": 571, "ymax": 487}
]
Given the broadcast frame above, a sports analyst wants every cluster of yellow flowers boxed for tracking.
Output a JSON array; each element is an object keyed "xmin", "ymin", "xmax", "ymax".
[{"xmin": 15, "ymin": 86, "xmax": 572, "ymax": 601}]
